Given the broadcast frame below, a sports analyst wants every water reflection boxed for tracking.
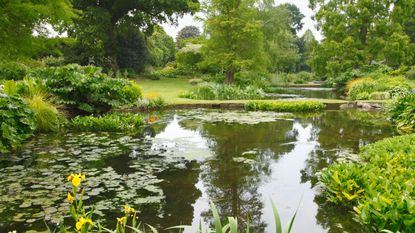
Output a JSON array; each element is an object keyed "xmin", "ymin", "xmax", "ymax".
[{"xmin": 0, "ymin": 110, "xmax": 395, "ymax": 233}]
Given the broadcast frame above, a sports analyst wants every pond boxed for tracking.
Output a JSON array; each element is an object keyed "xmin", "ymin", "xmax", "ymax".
[
  {"xmin": 266, "ymin": 87, "xmax": 342, "ymax": 100},
  {"xmin": 0, "ymin": 110, "xmax": 396, "ymax": 233}
]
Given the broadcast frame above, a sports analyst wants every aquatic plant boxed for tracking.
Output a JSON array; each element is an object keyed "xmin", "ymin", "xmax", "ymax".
[
  {"xmin": 71, "ymin": 113, "xmax": 145, "ymax": 132},
  {"xmin": 319, "ymin": 134, "xmax": 415, "ymax": 232},
  {"xmin": 245, "ymin": 101, "xmax": 326, "ymax": 112},
  {"xmin": 45, "ymin": 173, "xmax": 297, "ymax": 233}
]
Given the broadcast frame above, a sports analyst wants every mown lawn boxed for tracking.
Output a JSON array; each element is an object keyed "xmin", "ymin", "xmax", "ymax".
[{"xmin": 133, "ymin": 77, "xmax": 362, "ymax": 105}]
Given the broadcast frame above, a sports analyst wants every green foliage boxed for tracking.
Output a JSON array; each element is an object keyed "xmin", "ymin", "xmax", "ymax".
[
  {"xmin": 309, "ymin": 0, "xmax": 415, "ymax": 78},
  {"xmin": 0, "ymin": 0, "xmax": 75, "ymax": 59},
  {"xmin": 245, "ymin": 101, "xmax": 326, "ymax": 112},
  {"xmin": 0, "ymin": 61, "xmax": 29, "ymax": 80},
  {"xmin": 405, "ymin": 68, "xmax": 415, "ymax": 80},
  {"xmin": 34, "ymin": 65, "xmax": 142, "ymax": 113},
  {"xmin": 388, "ymin": 94, "xmax": 415, "ymax": 132},
  {"xmin": 179, "ymin": 83, "xmax": 265, "ymax": 100},
  {"xmin": 369, "ymin": 92, "xmax": 391, "ymax": 100},
  {"xmin": 259, "ymin": 3, "xmax": 300, "ymax": 73},
  {"xmin": 176, "ymin": 44, "xmax": 203, "ymax": 73},
  {"xmin": 0, "ymin": 95, "xmax": 36, "ymax": 153},
  {"xmin": 27, "ymin": 95, "xmax": 65, "ymax": 133},
  {"xmin": 116, "ymin": 24, "xmax": 149, "ymax": 73},
  {"xmin": 148, "ymin": 26, "xmax": 176, "ymax": 67},
  {"xmin": 203, "ymin": 0, "xmax": 267, "ymax": 84},
  {"xmin": 71, "ymin": 113, "xmax": 144, "ymax": 132},
  {"xmin": 268, "ymin": 72, "xmax": 317, "ymax": 86},
  {"xmin": 176, "ymin": 26, "xmax": 201, "ymax": 48},
  {"xmin": 71, "ymin": 0, "xmax": 199, "ymax": 71},
  {"xmin": 319, "ymin": 134, "xmax": 415, "ymax": 232},
  {"xmin": 136, "ymin": 97, "xmax": 167, "ymax": 110},
  {"xmin": 347, "ymin": 76, "xmax": 411, "ymax": 100}
]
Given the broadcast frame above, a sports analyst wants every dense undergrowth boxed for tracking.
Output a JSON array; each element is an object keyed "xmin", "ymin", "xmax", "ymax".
[{"xmin": 319, "ymin": 134, "xmax": 415, "ymax": 232}]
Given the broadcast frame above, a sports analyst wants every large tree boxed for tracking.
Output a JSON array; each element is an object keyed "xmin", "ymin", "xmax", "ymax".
[
  {"xmin": 71, "ymin": 0, "xmax": 199, "ymax": 71},
  {"xmin": 309, "ymin": 0, "xmax": 415, "ymax": 77},
  {"xmin": 203, "ymin": 0, "xmax": 267, "ymax": 84},
  {"xmin": 259, "ymin": 2, "xmax": 301, "ymax": 72},
  {"xmin": 176, "ymin": 25, "xmax": 201, "ymax": 48},
  {"xmin": 0, "ymin": 0, "xmax": 75, "ymax": 58}
]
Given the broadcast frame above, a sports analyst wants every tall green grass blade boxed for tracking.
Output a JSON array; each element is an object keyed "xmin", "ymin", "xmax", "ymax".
[
  {"xmin": 271, "ymin": 199, "xmax": 283, "ymax": 233},
  {"xmin": 146, "ymin": 224, "xmax": 159, "ymax": 233},
  {"xmin": 284, "ymin": 210, "xmax": 298, "ymax": 233},
  {"xmin": 228, "ymin": 217, "xmax": 238, "ymax": 233},
  {"xmin": 210, "ymin": 201, "xmax": 223, "ymax": 233}
]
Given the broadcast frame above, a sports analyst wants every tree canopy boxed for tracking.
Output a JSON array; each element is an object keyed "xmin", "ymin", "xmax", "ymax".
[
  {"xmin": 70, "ymin": 0, "xmax": 199, "ymax": 71},
  {"xmin": 0, "ymin": 0, "xmax": 75, "ymax": 58},
  {"xmin": 309, "ymin": 0, "xmax": 415, "ymax": 77},
  {"xmin": 202, "ymin": 0, "xmax": 267, "ymax": 84}
]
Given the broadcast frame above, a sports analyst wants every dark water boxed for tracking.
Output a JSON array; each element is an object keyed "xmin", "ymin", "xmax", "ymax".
[
  {"xmin": 266, "ymin": 87, "xmax": 342, "ymax": 99},
  {"xmin": 0, "ymin": 110, "xmax": 395, "ymax": 233}
]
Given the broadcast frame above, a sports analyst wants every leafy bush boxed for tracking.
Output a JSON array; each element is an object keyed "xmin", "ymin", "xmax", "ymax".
[
  {"xmin": 388, "ymin": 94, "xmax": 415, "ymax": 132},
  {"xmin": 136, "ymin": 96, "xmax": 167, "ymax": 110},
  {"xmin": 347, "ymin": 76, "xmax": 411, "ymax": 100},
  {"xmin": 330, "ymin": 64, "xmax": 393, "ymax": 92},
  {"xmin": 369, "ymin": 92, "xmax": 390, "ymax": 100},
  {"xmin": 0, "ymin": 61, "xmax": 29, "ymax": 80},
  {"xmin": 319, "ymin": 134, "xmax": 415, "ymax": 232},
  {"xmin": 27, "ymin": 95, "xmax": 65, "ymax": 132},
  {"xmin": 268, "ymin": 72, "xmax": 317, "ymax": 86},
  {"xmin": 0, "ymin": 95, "xmax": 36, "ymax": 153},
  {"xmin": 405, "ymin": 68, "xmax": 415, "ymax": 80},
  {"xmin": 245, "ymin": 101, "xmax": 326, "ymax": 112},
  {"xmin": 33, "ymin": 65, "xmax": 142, "ymax": 113},
  {"xmin": 175, "ymin": 43, "xmax": 203, "ymax": 73},
  {"xmin": 179, "ymin": 83, "xmax": 265, "ymax": 100},
  {"xmin": 71, "ymin": 113, "xmax": 144, "ymax": 132}
]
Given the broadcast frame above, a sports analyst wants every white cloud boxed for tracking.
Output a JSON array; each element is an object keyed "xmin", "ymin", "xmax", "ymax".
[{"xmin": 162, "ymin": 0, "xmax": 322, "ymax": 41}]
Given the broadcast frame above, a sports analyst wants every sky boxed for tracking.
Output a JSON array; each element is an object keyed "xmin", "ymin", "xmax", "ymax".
[{"xmin": 162, "ymin": 0, "xmax": 323, "ymax": 41}]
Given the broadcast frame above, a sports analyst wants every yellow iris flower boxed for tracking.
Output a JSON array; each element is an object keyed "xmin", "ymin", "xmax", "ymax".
[
  {"xmin": 117, "ymin": 216, "xmax": 126, "ymax": 225},
  {"xmin": 124, "ymin": 204, "xmax": 136, "ymax": 214},
  {"xmin": 67, "ymin": 173, "xmax": 86, "ymax": 187},
  {"xmin": 75, "ymin": 217, "xmax": 93, "ymax": 230},
  {"xmin": 67, "ymin": 192, "xmax": 74, "ymax": 204}
]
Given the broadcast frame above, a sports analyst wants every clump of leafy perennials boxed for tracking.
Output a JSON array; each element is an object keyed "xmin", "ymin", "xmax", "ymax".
[{"xmin": 71, "ymin": 113, "xmax": 145, "ymax": 132}]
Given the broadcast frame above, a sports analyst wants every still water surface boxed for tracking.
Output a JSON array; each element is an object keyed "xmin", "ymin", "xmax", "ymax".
[{"xmin": 0, "ymin": 110, "xmax": 395, "ymax": 232}]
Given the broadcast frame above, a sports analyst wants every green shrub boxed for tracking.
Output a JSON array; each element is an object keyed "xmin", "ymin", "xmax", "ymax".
[
  {"xmin": 348, "ymin": 76, "xmax": 411, "ymax": 100},
  {"xmin": 189, "ymin": 78, "xmax": 204, "ymax": 86},
  {"xmin": 388, "ymin": 94, "xmax": 415, "ymax": 132},
  {"xmin": 369, "ymin": 92, "xmax": 390, "ymax": 100},
  {"xmin": 175, "ymin": 43, "xmax": 203, "ymax": 73},
  {"xmin": 245, "ymin": 101, "xmax": 326, "ymax": 112},
  {"xmin": 71, "ymin": 113, "xmax": 144, "ymax": 132},
  {"xmin": 136, "ymin": 96, "xmax": 167, "ymax": 110},
  {"xmin": 0, "ymin": 95, "xmax": 36, "ymax": 153},
  {"xmin": 180, "ymin": 83, "xmax": 265, "ymax": 100},
  {"xmin": 33, "ymin": 64, "xmax": 142, "ymax": 113},
  {"xmin": 405, "ymin": 68, "xmax": 415, "ymax": 80},
  {"xmin": 319, "ymin": 134, "xmax": 415, "ymax": 232},
  {"xmin": 0, "ymin": 61, "xmax": 29, "ymax": 80}
]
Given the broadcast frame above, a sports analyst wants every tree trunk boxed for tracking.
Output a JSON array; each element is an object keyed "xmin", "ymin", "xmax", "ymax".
[
  {"xmin": 224, "ymin": 68, "xmax": 234, "ymax": 85},
  {"xmin": 106, "ymin": 24, "xmax": 119, "ymax": 73}
]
